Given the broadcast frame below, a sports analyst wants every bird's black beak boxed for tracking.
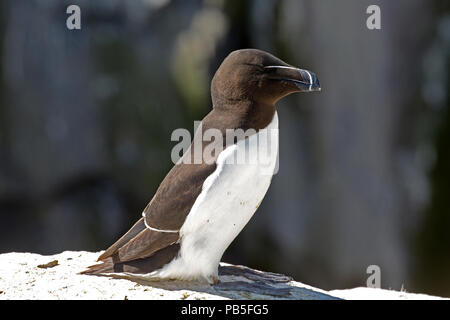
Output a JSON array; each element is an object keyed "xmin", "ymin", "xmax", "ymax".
[{"xmin": 264, "ymin": 66, "xmax": 321, "ymax": 92}]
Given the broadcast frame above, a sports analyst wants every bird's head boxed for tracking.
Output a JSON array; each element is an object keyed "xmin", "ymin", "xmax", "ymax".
[{"xmin": 211, "ymin": 49, "xmax": 321, "ymax": 106}]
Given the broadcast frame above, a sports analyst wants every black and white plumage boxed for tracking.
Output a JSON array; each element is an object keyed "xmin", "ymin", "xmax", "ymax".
[{"xmin": 81, "ymin": 49, "xmax": 321, "ymax": 284}]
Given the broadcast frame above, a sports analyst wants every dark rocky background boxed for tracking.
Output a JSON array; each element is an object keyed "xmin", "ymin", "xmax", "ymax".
[{"xmin": 0, "ymin": 0, "xmax": 448, "ymax": 296}]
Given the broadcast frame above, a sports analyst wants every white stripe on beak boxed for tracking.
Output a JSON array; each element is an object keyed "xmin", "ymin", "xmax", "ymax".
[
  {"xmin": 304, "ymin": 70, "xmax": 313, "ymax": 91},
  {"xmin": 264, "ymin": 65, "xmax": 301, "ymax": 71}
]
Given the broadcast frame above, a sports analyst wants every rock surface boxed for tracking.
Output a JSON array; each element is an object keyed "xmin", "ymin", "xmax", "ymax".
[{"xmin": 0, "ymin": 251, "xmax": 444, "ymax": 300}]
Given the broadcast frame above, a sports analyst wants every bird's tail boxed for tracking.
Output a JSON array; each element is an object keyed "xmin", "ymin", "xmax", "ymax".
[
  {"xmin": 79, "ymin": 243, "xmax": 181, "ymax": 276},
  {"xmin": 79, "ymin": 259, "xmax": 114, "ymax": 275}
]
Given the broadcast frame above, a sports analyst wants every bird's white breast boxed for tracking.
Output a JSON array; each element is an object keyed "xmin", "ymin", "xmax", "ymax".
[{"xmin": 151, "ymin": 112, "xmax": 279, "ymax": 283}]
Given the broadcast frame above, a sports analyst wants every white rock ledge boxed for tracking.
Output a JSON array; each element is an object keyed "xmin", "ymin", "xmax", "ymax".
[{"xmin": 0, "ymin": 251, "xmax": 445, "ymax": 300}]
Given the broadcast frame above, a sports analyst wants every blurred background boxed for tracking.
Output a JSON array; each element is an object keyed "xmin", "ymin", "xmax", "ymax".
[{"xmin": 0, "ymin": 0, "xmax": 449, "ymax": 296}]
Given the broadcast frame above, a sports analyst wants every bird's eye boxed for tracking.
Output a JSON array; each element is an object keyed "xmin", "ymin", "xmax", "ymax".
[
  {"xmin": 242, "ymin": 63, "xmax": 264, "ymax": 73},
  {"xmin": 254, "ymin": 65, "xmax": 265, "ymax": 72}
]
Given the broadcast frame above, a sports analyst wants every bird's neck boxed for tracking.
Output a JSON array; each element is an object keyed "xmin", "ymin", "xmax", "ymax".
[{"xmin": 212, "ymin": 98, "xmax": 276, "ymax": 132}]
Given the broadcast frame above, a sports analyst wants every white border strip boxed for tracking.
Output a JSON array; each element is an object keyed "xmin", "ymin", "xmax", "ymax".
[{"xmin": 142, "ymin": 212, "xmax": 179, "ymax": 233}]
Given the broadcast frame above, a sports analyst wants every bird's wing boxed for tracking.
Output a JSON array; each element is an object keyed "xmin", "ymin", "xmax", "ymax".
[
  {"xmin": 97, "ymin": 217, "xmax": 146, "ymax": 261},
  {"xmin": 142, "ymin": 108, "xmax": 244, "ymax": 231},
  {"xmin": 86, "ymin": 110, "xmax": 235, "ymax": 270},
  {"xmin": 95, "ymin": 219, "xmax": 179, "ymax": 262},
  {"xmin": 93, "ymin": 161, "xmax": 217, "ymax": 265},
  {"xmin": 143, "ymin": 161, "xmax": 217, "ymax": 231},
  {"xmin": 113, "ymin": 227, "xmax": 179, "ymax": 262}
]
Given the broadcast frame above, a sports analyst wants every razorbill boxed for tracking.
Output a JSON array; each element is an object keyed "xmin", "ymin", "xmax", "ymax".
[{"xmin": 81, "ymin": 49, "xmax": 321, "ymax": 284}]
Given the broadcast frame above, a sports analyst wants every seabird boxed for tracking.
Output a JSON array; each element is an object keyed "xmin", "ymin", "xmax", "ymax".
[{"xmin": 81, "ymin": 49, "xmax": 321, "ymax": 284}]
